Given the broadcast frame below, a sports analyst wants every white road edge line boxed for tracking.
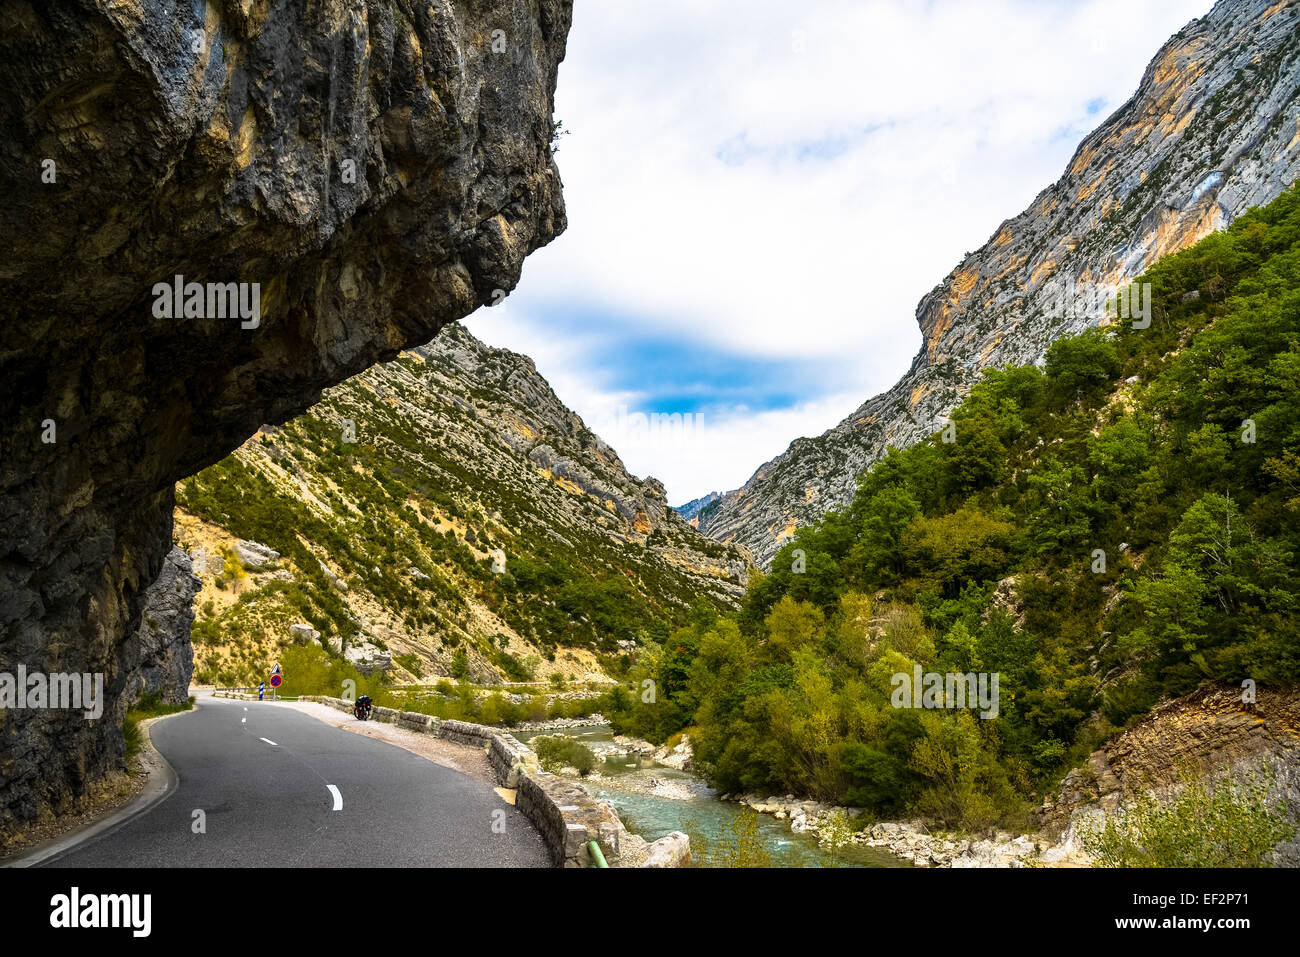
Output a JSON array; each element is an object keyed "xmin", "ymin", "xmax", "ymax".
[
  {"xmin": 327, "ymin": 785, "xmax": 342, "ymax": 811},
  {"xmin": 259, "ymin": 737, "xmax": 278, "ymax": 746}
]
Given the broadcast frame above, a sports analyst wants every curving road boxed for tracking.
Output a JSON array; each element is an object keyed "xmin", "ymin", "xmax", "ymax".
[{"xmin": 37, "ymin": 693, "xmax": 550, "ymax": 868}]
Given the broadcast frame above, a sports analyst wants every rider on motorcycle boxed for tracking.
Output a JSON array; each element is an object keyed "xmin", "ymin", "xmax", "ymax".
[{"xmin": 354, "ymin": 694, "xmax": 373, "ymax": 720}]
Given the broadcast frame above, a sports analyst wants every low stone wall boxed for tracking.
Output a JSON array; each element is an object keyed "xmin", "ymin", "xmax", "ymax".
[
  {"xmin": 212, "ymin": 689, "xmax": 305, "ymax": 702},
  {"xmin": 291, "ymin": 695, "xmax": 688, "ymax": 868},
  {"xmin": 438, "ymin": 717, "xmax": 497, "ymax": 748},
  {"xmin": 410, "ymin": 716, "xmax": 537, "ymax": 787},
  {"xmin": 397, "ymin": 711, "xmax": 440, "ymax": 734},
  {"xmin": 489, "ymin": 732, "xmax": 539, "ymax": 787},
  {"xmin": 516, "ymin": 771, "xmax": 626, "ymax": 866}
]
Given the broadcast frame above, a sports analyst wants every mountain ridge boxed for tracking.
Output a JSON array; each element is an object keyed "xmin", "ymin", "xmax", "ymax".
[
  {"xmin": 701, "ymin": 0, "xmax": 1300, "ymax": 567},
  {"xmin": 673, "ymin": 491, "xmax": 722, "ymax": 523},
  {"xmin": 178, "ymin": 322, "xmax": 747, "ymax": 687}
]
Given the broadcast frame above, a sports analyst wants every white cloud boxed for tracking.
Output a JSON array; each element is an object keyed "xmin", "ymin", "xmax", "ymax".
[
  {"xmin": 473, "ymin": 0, "xmax": 1214, "ymax": 502},
  {"xmin": 594, "ymin": 396, "xmax": 868, "ymax": 501}
]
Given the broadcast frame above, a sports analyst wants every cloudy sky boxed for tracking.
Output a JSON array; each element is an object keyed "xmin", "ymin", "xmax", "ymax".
[{"xmin": 464, "ymin": 0, "xmax": 1214, "ymax": 505}]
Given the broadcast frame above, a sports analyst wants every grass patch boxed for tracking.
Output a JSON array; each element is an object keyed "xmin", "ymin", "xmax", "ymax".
[{"xmin": 124, "ymin": 692, "xmax": 195, "ymax": 760}]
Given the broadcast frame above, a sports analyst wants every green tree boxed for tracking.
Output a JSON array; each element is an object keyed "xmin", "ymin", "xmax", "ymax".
[
  {"xmin": 762, "ymin": 596, "xmax": 824, "ymax": 661},
  {"xmin": 1045, "ymin": 328, "xmax": 1121, "ymax": 400},
  {"xmin": 901, "ymin": 507, "xmax": 1015, "ymax": 596},
  {"xmin": 846, "ymin": 485, "xmax": 920, "ymax": 584}
]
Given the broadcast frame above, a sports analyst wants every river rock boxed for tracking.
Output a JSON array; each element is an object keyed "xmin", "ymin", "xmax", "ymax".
[{"xmin": 642, "ymin": 831, "xmax": 692, "ymax": 868}]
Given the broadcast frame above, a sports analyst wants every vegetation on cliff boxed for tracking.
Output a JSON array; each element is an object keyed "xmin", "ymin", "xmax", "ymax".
[
  {"xmin": 606, "ymin": 185, "xmax": 1300, "ymax": 830},
  {"xmin": 176, "ymin": 325, "xmax": 744, "ymax": 687},
  {"xmin": 1078, "ymin": 768, "xmax": 1295, "ymax": 867}
]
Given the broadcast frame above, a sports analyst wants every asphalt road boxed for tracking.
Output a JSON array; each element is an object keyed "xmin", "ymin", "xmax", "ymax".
[{"xmin": 40, "ymin": 694, "xmax": 551, "ymax": 867}]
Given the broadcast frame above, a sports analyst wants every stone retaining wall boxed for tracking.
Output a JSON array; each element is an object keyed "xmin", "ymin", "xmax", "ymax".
[
  {"xmin": 437, "ymin": 717, "xmax": 497, "ymax": 748},
  {"xmin": 516, "ymin": 770, "xmax": 626, "ymax": 864}
]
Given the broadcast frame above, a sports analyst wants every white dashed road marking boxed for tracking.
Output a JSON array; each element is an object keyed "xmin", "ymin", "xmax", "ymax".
[
  {"xmin": 327, "ymin": 785, "xmax": 343, "ymax": 811},
  {"xmin": 260, "ymin": 737, "xmax": 278, "ymax": 746}
]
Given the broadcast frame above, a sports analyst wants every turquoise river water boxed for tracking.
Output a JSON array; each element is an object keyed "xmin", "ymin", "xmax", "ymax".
[{"xmin": 514, "ymin": 724, "xmax": 906, "ymax": 868}]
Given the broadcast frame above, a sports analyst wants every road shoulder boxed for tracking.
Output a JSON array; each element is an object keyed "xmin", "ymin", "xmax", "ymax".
[
  {"xmin": 1, "ymin": 710, "xmax": 185, "ymax": 867},
  {"xmin": 276, "ymin": 699, "xmax": 498, "ymax": 787}
]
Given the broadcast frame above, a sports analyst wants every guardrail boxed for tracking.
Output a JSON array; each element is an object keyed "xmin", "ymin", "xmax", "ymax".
[{"xmin": 210, "ymin": 690, "xmax": 299, "ymax": 702}]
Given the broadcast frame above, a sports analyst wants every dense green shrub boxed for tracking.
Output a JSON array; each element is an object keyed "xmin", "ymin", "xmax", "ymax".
[
  {"xmin": 1078, "ymin": 768, "xmax": 1296, "ymax": 867},
  {"xmin": 532, "ymin": 735, "xmax": 596, "ymax": 776}
]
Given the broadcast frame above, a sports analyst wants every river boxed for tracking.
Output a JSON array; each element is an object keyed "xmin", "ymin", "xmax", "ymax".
[{"xmin": 514, "ymin": 724, "xmax": 907, "ymax": 868}]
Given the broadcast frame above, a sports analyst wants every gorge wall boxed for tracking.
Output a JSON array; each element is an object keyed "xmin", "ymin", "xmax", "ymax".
[
  {"xmin": 701, "ymin": 0, "xmax": 1300, "ymax": 567},
  {"xmin": 0, "ymin": 0, "xmax": 572, "ymax": 843},
  {"xmin": 123, "ymin": 545, "xmax": 200, "ymax": 707}
]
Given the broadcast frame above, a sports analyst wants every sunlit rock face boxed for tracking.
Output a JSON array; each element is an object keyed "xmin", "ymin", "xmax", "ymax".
[
  {"xmin": 0, "ymin": 0, "xmax": 571, "ymax": 841},
  {"xmin": 702, "ymin": 0, "xmax": 1300, "ymax": 568}
]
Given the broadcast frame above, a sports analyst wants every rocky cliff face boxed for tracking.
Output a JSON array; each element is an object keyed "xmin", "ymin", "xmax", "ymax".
[
  {"xmin": 702, "ymin": 0, "xmax": 1300, "ymax": 567},
  {"xmin": 123, "ymin": 546, "xmax": 200, "ymax": 706},
  {"xmin": 405, "ymin": 328, "xmax": 746, "ymax": 601},
  {"xmin": 0, "ymin": 0, "xmax": 571, "ymax": 843}
]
